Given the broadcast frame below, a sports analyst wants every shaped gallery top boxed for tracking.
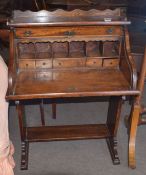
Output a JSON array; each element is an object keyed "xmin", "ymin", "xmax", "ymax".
[{"xmin": 7, "ymin": 8, "xmax": 130, "ymax": 27}]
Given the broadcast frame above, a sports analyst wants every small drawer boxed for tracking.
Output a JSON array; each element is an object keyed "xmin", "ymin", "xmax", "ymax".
[
  {"xmin": 103, "ymin": 59, "xmax": 119, "ymax": 68},
  {"xmin": 15, "ymin": 27, "xmax": 76, "ymax": 38},
  {"xmin": 19, "ymin": 60, "xmax": 35, "ymax": 69},
  {"xmin": 36, "ymin": 60, "xmax": 52, "ymax": 68},
  {"xmin": 86, "ymin": 58, "xmax": 102, "ymax": 67},
  {"xmin": 53, "ymin": 58, "xmax": 85, "ymax": 68},
  {"xmin": 15, "ymin": 26, "xmax": 123, "ymax": 38}
]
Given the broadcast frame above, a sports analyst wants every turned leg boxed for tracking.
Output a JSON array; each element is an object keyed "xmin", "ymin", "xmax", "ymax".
[
  {"xmin": 16, "ymin": 102, "xmax": 29, "ymax": 170},
  {"xmin": 106, "ymin": 96, "xmax": 122, "ymax": 165},
  {"xmin": 128, "ymin": 104, "xmax": 140, "ymax": 169},
  {"xmin": 21, "ymin": 141, "xmax": 29, "ymax": 170}
]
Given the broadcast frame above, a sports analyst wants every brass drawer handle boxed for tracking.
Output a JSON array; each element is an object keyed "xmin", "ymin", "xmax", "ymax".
[
  {"xmin": 23, "ymin": 30, "xmax": 32, "ymax": 37},
  {"xmin": 106, "ymin": 28, "xmax": 113, "ymax": 34},
  {"xmin": 64, "ymin": 31, "xmax": 76, "ymax": 36},
  {"xmin": 67, "ymin": 86, "xmax": 78, "ymax": 92}
]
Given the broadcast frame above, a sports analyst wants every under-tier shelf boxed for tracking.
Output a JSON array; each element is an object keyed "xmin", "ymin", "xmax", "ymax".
[{"xmin": 26, "ymin": 124, "xmax": 110, "ymax": 142}]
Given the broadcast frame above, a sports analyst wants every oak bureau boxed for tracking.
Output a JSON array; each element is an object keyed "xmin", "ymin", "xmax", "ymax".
[{"xmin": 6, "ymin": 8, "xmax": 140, "ymax": 169}]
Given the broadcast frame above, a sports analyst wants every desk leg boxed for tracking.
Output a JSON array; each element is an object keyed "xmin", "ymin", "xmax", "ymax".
[
  {"xmin": 52, "ymin": 103, "xmax": 56, "ymax": 119},
  {"xmin": 40, "ymin": 100, "xmax": 45, "ymax": 126},
  {"xmin": 128, "ymin": 104, "xmax": 140, "ymax": 169},
  {"xmin": 16, "ymin": 103, "xmax": 29, "ymax": 170},
  {"xmin": 106, "ymin": 96, "xmax": 122, "ymax": 165}
]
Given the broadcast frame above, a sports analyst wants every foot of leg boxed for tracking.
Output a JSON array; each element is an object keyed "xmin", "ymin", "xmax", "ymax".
[
  {"xmin": 106, "ymin": 137, "xmax": 120, "ymax": 165},
  {"xmin": 21, "ymin": 141, "xmax": 29, "ymax": 170},
  {"xmin": 128, "ymin": 105, "xmax": 140, "ymax": 169}
]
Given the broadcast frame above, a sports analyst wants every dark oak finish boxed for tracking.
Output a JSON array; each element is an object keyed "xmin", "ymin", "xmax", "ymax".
[{"xmin": 6, "ymin": 8, "xmax": 139, "ymax": 170}]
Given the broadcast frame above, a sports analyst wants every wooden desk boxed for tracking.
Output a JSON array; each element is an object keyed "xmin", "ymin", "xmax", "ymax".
[{"xmin": 7, "ymin": 9, "xmax": 139, "ymax": 170}]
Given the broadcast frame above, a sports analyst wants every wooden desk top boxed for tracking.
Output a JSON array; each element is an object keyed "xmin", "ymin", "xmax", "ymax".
[{"xmin": 7, "ymin": 68, "xmax": 139, "ymax": 100}]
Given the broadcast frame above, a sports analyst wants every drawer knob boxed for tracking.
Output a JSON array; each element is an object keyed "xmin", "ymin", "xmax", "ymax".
[
  {"xmin": 64, "ymin": 31, "xmax": 76, "ymax": 36},
  {"xmin": 107, "ymin": 28, "xmax": 113, "ymax": 34},
  {"xmin": 23, "ymin": 30, "xmax": 32, "ymax": 37}
]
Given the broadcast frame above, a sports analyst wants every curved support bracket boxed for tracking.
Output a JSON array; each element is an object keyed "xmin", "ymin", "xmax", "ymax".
[
  {"xmin": 121, "ymin": 27, "xmax": 137, "ymax": 90},
  {"xmin": 7, "ymin": 30, "xmax": 17, "ymax": 98},
  {"xmin": 128, "ymin": 104, "xmax": 140, "ymax": 169}
]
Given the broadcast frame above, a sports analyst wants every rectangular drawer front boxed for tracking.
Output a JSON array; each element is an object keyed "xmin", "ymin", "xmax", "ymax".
[
  {"xmin": 36, "ymin": 60, "xmax": 52, "ymax": 68},
  {"xmin": 53, "ymin": 58, "xmax": 85, "ymax": 68},
  {"xmin": 86, "ymin": 58, "xmax": 102, "ymax": 67},
  {"xmin": 103, "ymin": 59, "xmax": 119, "ymax": 68},
  {"xmin": 19, "ymin": 60, "xmax": 35, "ymax": 69},
  {"xmin": 15, "ymin": 26, "xmax": 123, "ymax": 38},
  {"xmin": 19, "ymin": 60, "xmax": 52, "ymax": 69}
]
